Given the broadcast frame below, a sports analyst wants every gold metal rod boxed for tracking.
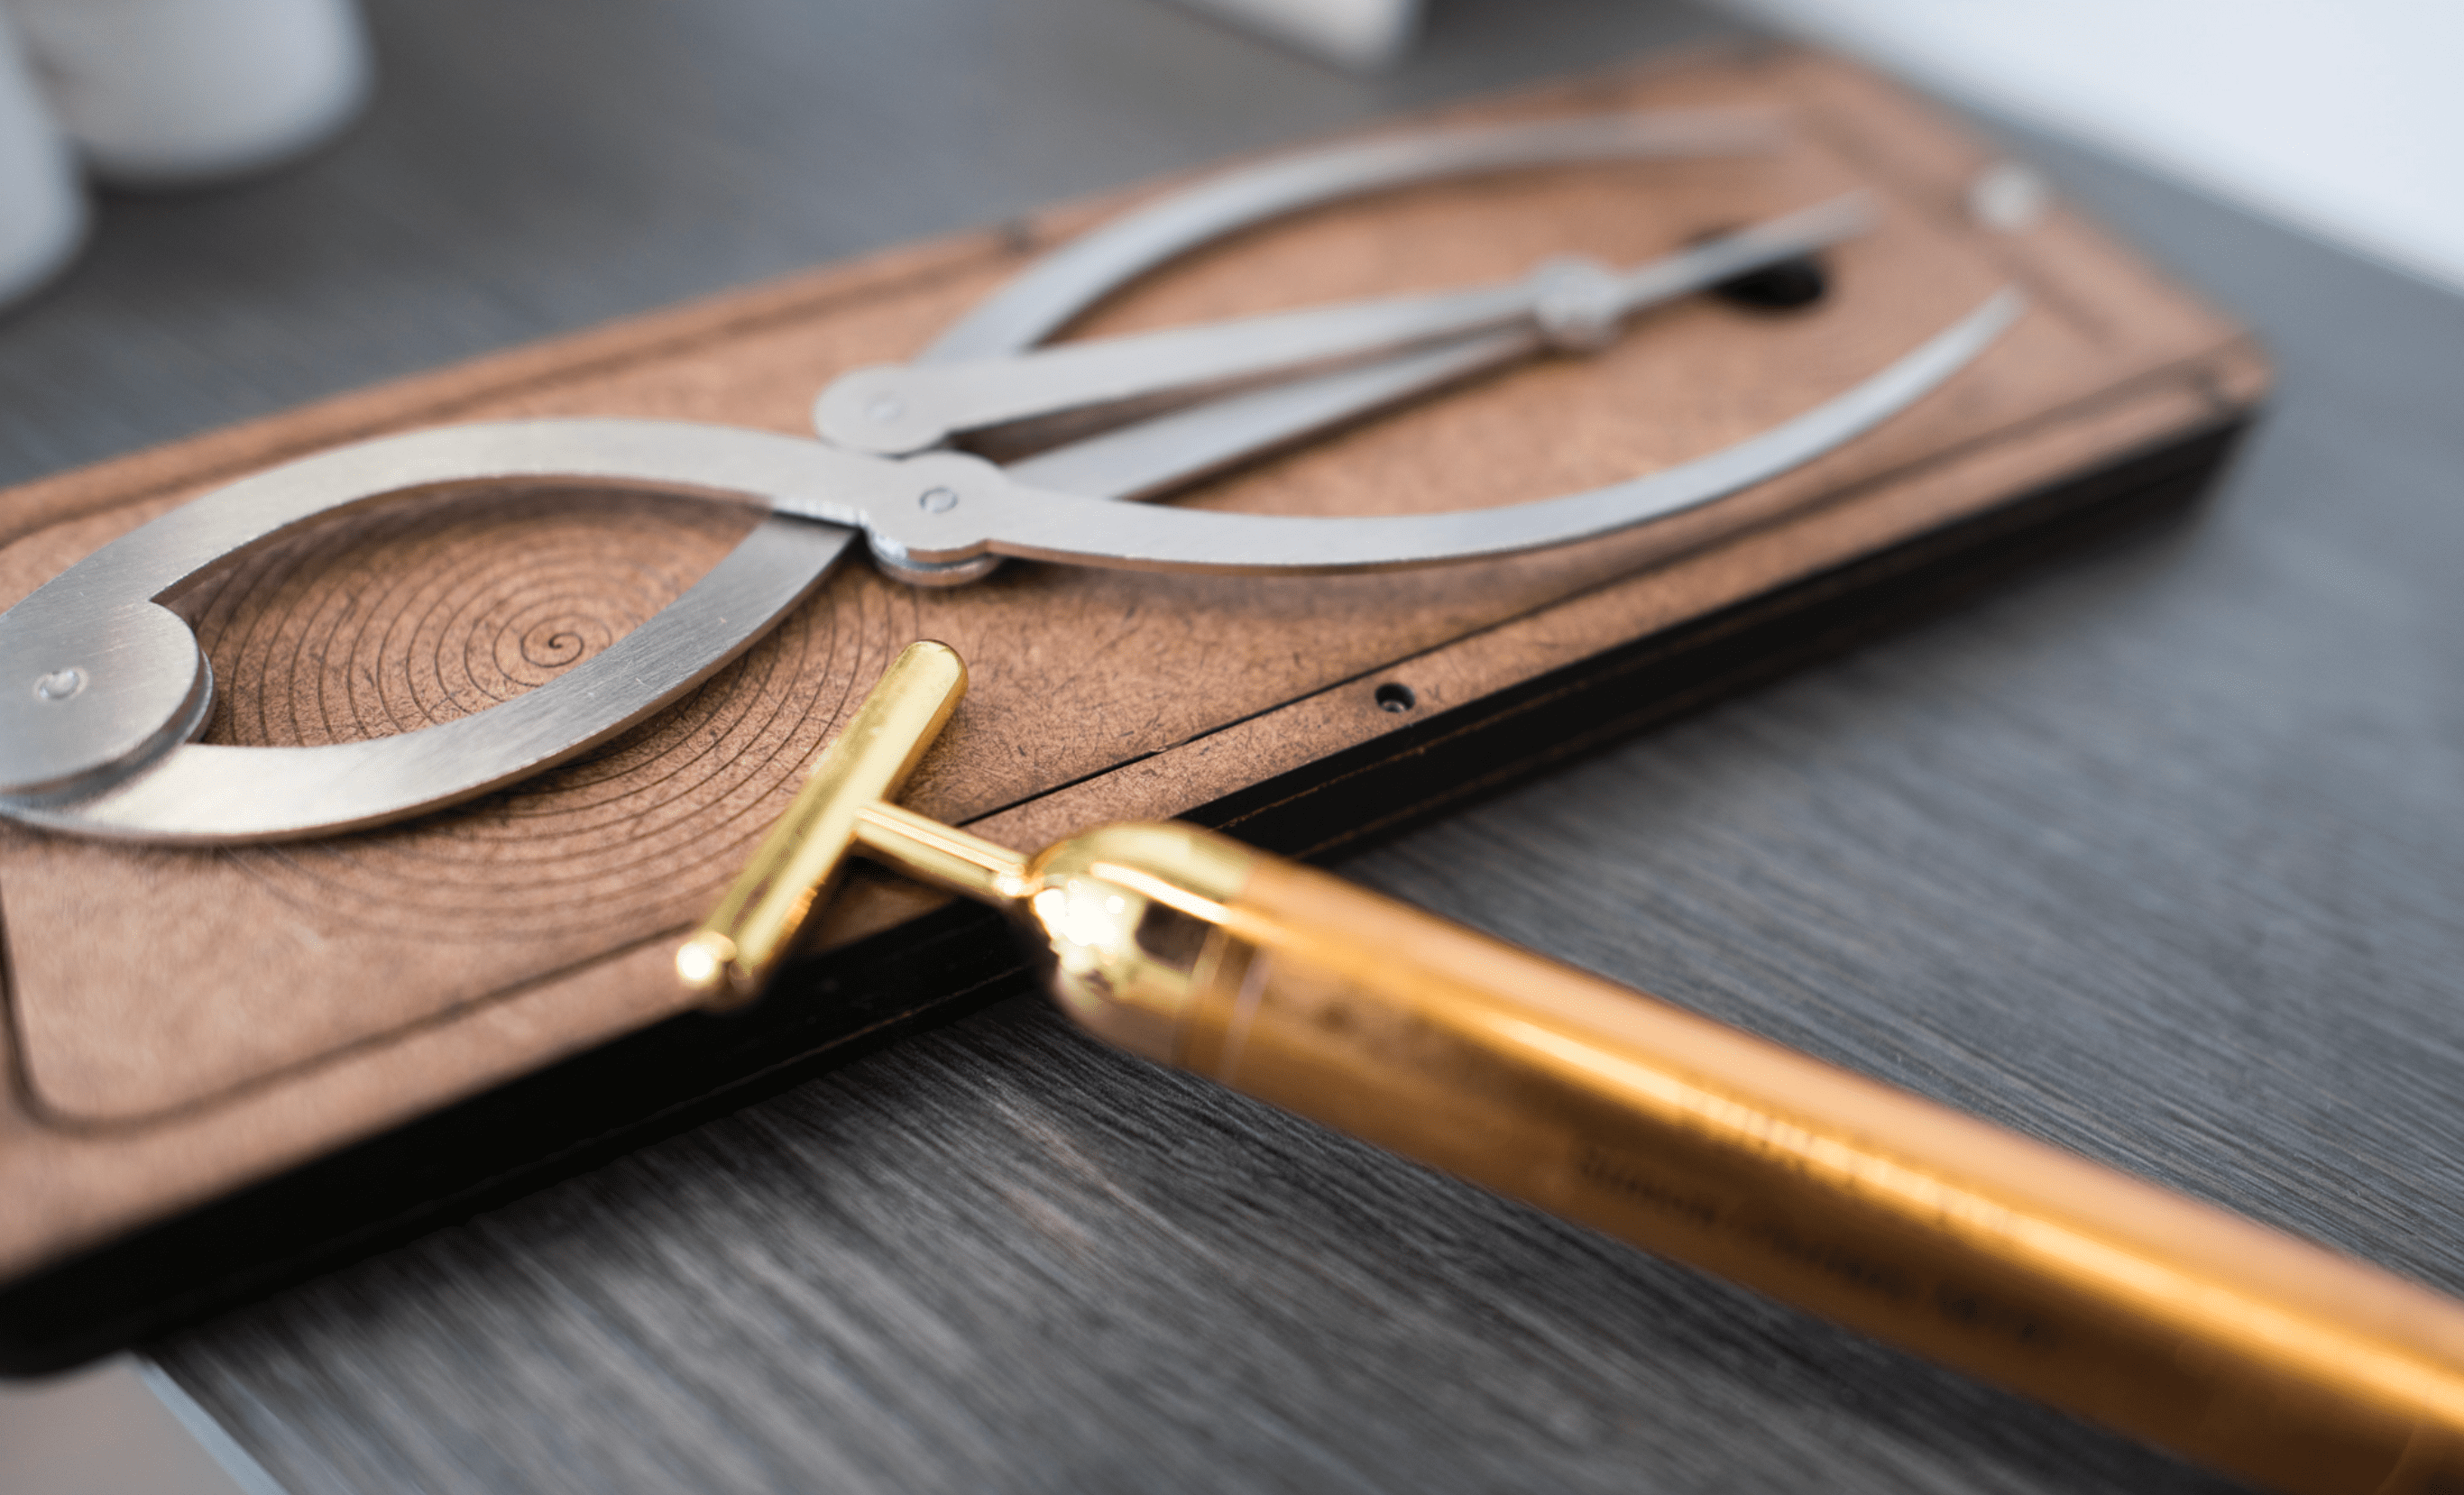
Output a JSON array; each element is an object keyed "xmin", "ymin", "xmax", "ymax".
[
  {"xmin": 851, "ymin": 801, "xmax": 1031, "ymax": 905},
  {"xmin": 676, "ymin": 640, "xmax": 967, "ymax": 1005}
]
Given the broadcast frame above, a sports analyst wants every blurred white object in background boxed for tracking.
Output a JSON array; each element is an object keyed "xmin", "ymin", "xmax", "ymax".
[
  {"xmin": 1724, "ymin": 0, "xmax": 2464, "ymax": 295},
  {"xmin": 1167, "ymin": 0, "xmax": 1421, "ymax": 70},
  {"xmin": 5, "ymin": 0, "xmax": 369, "ymax": 188},
  {"xmin": 0, "ymin": 6, "xmax": 81, "ymax": 308}
]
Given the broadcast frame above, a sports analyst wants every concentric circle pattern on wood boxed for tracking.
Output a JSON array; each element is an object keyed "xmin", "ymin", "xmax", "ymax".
[{"xmin": 173, "ymin": 486, "xmax": 915, "ymax": 940}]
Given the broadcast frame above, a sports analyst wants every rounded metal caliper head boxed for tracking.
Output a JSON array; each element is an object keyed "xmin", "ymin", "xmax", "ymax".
[
  {"xmin": 0, "ymin": 421, "xmax": 869, "ymax": 841},
  {"xmin": 0, "ymin": 593, "xmax": 211, "ymax": 806}
]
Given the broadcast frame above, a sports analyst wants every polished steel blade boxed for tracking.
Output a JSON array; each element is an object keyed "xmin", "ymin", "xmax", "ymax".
[
  {"xmin": 865, "ymin": 290, "xmax": 2026, "ymax": 574},
  {"xmin": 921, "ymin": 111, "xmax": 1777, "ymax": 363},
  {"xmin": 821, "ymin": 194, "xmax": 1872, "ymax": 461},
  {"xmin": 988, "ymin": 196, "xmax": 1875, "ymax": 504}
]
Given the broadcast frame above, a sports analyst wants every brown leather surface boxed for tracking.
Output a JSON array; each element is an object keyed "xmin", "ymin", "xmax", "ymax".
[{"xmin": 0, "ymin": 49, "xmax": 2264, "ymax": 1282}]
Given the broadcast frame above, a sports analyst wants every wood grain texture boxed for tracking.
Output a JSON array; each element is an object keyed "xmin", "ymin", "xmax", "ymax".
[
  {"xmin": 9, "ymin": 1, "xmax": 2449, "ymax": 1490},
  {"xmin": 0, "ymin": 21, "xmax": 2254, "ymax": 1309}
]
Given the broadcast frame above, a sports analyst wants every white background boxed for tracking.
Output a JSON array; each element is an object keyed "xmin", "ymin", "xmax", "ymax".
[{"xmin": 1726, "ymin": 0, "xmax": 2464, "ymax": 295}]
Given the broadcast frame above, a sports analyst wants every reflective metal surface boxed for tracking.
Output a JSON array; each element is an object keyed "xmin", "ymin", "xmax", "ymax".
[
  {"xmin": 869, "ymin": 291, "xmax": 2023, "ymax": 574},
  {"xmin": 0, "ymin": 111, "xmax": 2015, "ymax": 842},
  {"xmin": 815, "ymin": 195, "xmax": 1873, "ymax": 456},
  {"xmin": 0, "ymin": 424, "xmax": 869, "ymax": 839},
  {"xmin": 677, "ymin": 640, "xmax": 970, "ymax": 1006},
  {"xmin": 915, "ymin": 111, "xmax": 1778, "ymax": 362},
  {"xmin": 1003, "ymin": 329, "xmax": 1536, "ymax": 503}
]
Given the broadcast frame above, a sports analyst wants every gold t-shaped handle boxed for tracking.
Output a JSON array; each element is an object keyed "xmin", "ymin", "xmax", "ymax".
[
  {"xmin": 676, "ymin": 642, "xmax": 971, "ymax": 1005},
  {"xmin": 680, "ymin": 640, "xmax": 2464, "ymax": 1495}
]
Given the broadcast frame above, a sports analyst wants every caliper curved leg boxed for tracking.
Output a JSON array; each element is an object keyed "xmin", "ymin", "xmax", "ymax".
[{"xmin": 0, "ymin": 421, "xmax": 871, "ymax": 841}]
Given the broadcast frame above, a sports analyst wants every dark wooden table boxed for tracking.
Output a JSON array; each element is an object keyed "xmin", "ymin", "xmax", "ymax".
[{"xmin": 10, "ymin": 2, "xmax": 2459, "ymax": 1490}]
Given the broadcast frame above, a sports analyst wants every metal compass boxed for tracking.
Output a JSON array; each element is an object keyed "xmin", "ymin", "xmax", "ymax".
[{"xmin": 0, "ymin": 112, "xmax": 2019, "ymax": 842}]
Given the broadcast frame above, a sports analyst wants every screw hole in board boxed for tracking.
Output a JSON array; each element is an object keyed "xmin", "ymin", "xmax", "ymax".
[{"xmin": 1375, "ymin": 682, "xmax": 1416, "ymax": 713}]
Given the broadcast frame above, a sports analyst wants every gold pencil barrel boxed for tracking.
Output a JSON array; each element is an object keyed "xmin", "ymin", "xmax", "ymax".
[{"xmin": 1019, "ymin": 821, "xmax": 2464, "ymax": 1495}]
